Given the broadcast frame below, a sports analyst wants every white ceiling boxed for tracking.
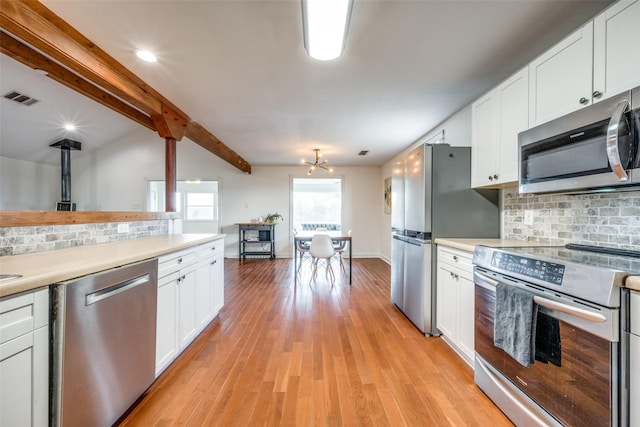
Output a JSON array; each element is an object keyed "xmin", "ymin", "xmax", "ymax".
[{"xmin": 1, "ymin": 0, "xmax": 612, "ymax": 168}]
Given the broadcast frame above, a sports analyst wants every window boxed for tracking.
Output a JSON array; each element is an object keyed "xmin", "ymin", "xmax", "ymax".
[
  {"xmin": 148, "ymin": 180, "xmax": 219, "ymax": 233},
  {"xmin": 292, "ymin": 178, "xmax": 342, "ymax": 230}
]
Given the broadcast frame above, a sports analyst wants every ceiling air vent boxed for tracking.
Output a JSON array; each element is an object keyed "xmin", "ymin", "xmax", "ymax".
[
  {"xmin": 358, "ymin": 150, "xmax": 369, "ymax": 156},
  {"xmin": 3, "ymin": 90, "xmax": 39, "ymax": 106}
]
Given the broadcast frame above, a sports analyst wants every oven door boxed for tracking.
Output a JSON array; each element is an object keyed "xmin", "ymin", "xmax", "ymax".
[{"xmin": 474, "ymin": 268, "xmax": 620, "ymax": 427}]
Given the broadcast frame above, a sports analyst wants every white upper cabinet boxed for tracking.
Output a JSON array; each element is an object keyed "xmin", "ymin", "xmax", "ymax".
[
  {"xmin": 529, "ymin": 0, "xmax": 640, "ymax": 127},
  {"xmin": 593, "ymin": 0, "xmax": 640, "ymax": 100},
  {"xmin": 472, "ymin": 67, "xmax": 528, "ymax": 188},
  {"xmin": 529, "ymin": 21, "xmax": 594, "ymax": 127},
  {"xmin": 471, "ymin": 91, "xmax": 498, "ymax": 188}
]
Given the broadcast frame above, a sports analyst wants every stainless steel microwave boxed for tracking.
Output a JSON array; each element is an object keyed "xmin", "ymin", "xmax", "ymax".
[{"xmin": 519, "ymin": 86, "xmax": 640, "ymax": 194}]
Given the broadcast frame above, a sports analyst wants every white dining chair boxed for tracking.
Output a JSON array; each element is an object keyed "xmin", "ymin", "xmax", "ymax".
[
  {"xmin": 334, "ymin": 229, "xmax": 351, "ymax": 273},
  {"xmin": 293, "ymin": 229, "xmax": 311, "ymax": 273},
  {"xmin": 309, "ymin": 234, "xmax": 336, "ymax": 286}
]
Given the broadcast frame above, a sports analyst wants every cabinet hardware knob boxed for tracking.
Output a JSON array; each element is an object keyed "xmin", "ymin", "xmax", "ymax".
[
  {"xmin": 211, "ymin": 260, "xmax": 216, "ymax": 265},
  {"xmin": 450, "ymin": 272, "xmax": 455, "ymax": 278},
  {"xmin": 178, "ymin": 258, "xmax": 183, "ymax": 263},
  {"xmin": 454, "ymin": 274, "xmax": 459, "ymax": 280},
  {"xmin": 453, "ymin": 255, "xmax": 458, "ymax": 261},
  {"xmin": 177, "ymin": 277, "xmax": 182, "ymax": 283},
  {"xmin": 593, "ymin": 90, "xmax": 602, "ymax": 99},
  {"xmin": 493, "ymin": 174, "xmax": 499, "ymax": 180},
  {"xmin": 488, "ymin": 175, "xmax": 493, "ymax": 181},
  {"xmin": 579, "ymin": 97, "xmax": 589, "ymax": 105}
]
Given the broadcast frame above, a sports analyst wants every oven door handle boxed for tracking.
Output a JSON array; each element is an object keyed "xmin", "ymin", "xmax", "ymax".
[
  {"xmin": 606, "ymin": 99, "xmax": 630, "ymax": 182},
  {"xmin": 533, "ymin": 296, "xmax": 607, "ymax": 323},
  {"xmin": 474, "ymin": 270, "xmax": 499, "ymax": 290}
]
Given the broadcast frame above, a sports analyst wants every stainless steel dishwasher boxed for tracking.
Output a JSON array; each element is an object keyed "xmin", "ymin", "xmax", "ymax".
[{"xmin": 51, "ymin": 258, "xmax": 158, "ymax": 427}]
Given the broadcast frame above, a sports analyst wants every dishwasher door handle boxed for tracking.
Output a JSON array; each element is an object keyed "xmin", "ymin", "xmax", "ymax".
[{"xmin": 85, "ymin": 274, "xmax": 151, "ymax": 306}]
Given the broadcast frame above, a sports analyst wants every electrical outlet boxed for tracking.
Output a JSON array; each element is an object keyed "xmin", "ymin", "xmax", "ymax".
[
  {"xmin": 524, "ymin": 210, "xmax": 534, "ymax": 226},
  {"xmin": 117, "ymin": 223, "xmax": 130, "ymax": 234}
]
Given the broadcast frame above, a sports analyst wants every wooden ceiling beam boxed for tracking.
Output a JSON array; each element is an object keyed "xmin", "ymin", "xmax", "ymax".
[
  {"xmin": 0, "ymin": 0, "xmax": 251, "ymax": 173},
  {"xmin": 0, "ymin": 31, "xmax": 155, "ymax": 131},
  {"xmin": 152, "ymin": 104, "xmax": 188, "ymax": 141},
  {"xmin": 186, "ymin": 122, "xmax": 251, "ymax": 173}
]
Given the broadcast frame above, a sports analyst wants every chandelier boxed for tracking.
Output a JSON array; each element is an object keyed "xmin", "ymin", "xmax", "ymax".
[{"xmin": 302, "ymin": 148, "xmax": 333, "ymax": 175}]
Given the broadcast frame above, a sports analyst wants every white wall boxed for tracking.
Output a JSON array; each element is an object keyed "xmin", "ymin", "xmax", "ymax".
[
  {"xmin": 0, "ymin": 156, "xmax": 59, "ymax": 210},
  {"xmin": 70, "ymin": 127, "xmax": 383, "ymax": 258}
]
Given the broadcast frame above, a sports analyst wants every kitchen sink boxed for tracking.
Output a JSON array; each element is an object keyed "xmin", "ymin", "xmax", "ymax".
[{"xmin": 0, "ymin": 274, "xmax": 23, "ymax": 283}]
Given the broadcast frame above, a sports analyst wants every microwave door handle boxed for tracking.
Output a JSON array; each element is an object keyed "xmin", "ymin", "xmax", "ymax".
[{"xmin": 606, "ymin": 99, "xmax": 630, "ymax": 182}]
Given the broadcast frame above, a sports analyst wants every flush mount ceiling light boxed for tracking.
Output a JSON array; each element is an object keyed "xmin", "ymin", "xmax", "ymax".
[
  {"xmin": 136, "ymin": 49, "xmax": 157, "ymax": 63},
  {"xmin": 302, "ymin": 148, "xmax": 334, "ymax": 175},
  {"xmin": 301, "ymin": 0, "xmax": 354, "ymax": 61}
]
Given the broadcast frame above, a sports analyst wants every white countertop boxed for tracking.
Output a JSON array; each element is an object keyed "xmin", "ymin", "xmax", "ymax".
[
  {"xmin": 434, "ymin": 238, "xmax": 553, "ymax": 253},
  {"xmin": 0, "ymin": 234, "xmax": 224, "ymax": 298},
  {"xmin": 626, "ymin": 276, "xmax": 640, "ymax": 292}
]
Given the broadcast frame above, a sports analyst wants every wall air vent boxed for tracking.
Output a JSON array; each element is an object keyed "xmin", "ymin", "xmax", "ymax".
[
  {"xmin": 3, "ymin": 90, "xmax": 39, "ymax": 106},
  {"xmin": 358, "ymin": 150, "xmax": 369, "ymax": 156}
]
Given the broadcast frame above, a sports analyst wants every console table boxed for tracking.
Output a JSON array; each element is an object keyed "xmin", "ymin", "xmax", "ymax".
[{"xmin": 236, "ymin": 222, "xmax": 276, "ymax": 260}]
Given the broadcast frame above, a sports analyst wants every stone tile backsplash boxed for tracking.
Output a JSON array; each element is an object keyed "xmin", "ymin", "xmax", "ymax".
[
  {"xmin": 502, "ymin": 187, "xmax": 640, "ymax": 249},
  {"xmin": 0, "ymin": 220, "xmax": 169, "ymax": 256}
]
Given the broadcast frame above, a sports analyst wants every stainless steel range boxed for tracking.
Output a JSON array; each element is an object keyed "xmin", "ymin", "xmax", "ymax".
[{"xmin": 473, "ymin": 244, "xmax": 640, "ymax": 426}]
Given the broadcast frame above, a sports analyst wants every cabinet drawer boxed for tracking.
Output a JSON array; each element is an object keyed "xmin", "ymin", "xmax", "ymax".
[
  {"xmin": 198, "ymin": 239, "xmax": 224, "ymax": 260},
  {"xmin": 0, "ymin": 289, "xmax": 48, "ymax": 345},
  {"xmin": 631, "ymin": 291, "xmax": 640, "ymax": 336},
  {"xmin": 437, "ymin": 246, "xmax": 473, "ymax": 271},
  {"xmin": 158, "ymin": 248, "xmax": 197, "ymax": 278}
]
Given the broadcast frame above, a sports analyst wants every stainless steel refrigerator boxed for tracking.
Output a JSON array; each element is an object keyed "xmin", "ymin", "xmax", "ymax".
[{"xmin": 391, "ymin": 143, "xmax": 499, "ymax": 335}]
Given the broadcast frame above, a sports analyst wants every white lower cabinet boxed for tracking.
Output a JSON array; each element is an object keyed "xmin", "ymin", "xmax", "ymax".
[
  {"xmin": 196, "ymin": 240, "xmax": 224, "ymax": 330},
  {"xmin": 0, "ymin": 288, "xmax": 49, "ymax": 427},
  {"xmin": 630, "ymin": 291, "xmax": 639, "ymax": 427},
  {"xmin": 156, "ymin": 271, "xmax": 179, "ymax": 375},
  {"xmin": 155, "ymin": 239, "xmax": 225, "ymax": 377},
  {"xmin": 155, "ymin": 246, "xmax": 197, "ymax": 376},
  {"xmin": 436, "ymin": 245, "xmax": 475, "ymax": 366},
  {"xmin": 178, "ymin": 263, "xmax": 198, "ymax": 349}
]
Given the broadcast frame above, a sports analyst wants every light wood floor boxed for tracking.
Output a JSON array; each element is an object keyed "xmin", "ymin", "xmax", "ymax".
[{"xmin": 120, "ymin": 258, "xmax": 512, "ymax": 426}]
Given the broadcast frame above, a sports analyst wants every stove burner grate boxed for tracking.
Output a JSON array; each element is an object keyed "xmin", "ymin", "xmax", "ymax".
[{"xmin": 565, "ymin": 243, "xmax": 640, "ymax": 258}]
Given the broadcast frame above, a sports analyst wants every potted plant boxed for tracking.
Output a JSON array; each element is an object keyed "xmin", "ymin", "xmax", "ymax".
[{"xmin": 264, "ymin": 213, "xmax": 283, "ymax": 223}]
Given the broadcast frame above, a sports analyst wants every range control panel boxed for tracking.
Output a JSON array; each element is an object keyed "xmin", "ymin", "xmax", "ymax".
[{"xmin": 491, "ymin": 252, "xmax": 565, "ymax": 285}]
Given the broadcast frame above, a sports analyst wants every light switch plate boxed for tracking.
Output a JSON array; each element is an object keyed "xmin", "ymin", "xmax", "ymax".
[
  {"xmin": 117, "ymin": 223, "xmax": 130, "ymax": 234},
  {"xmin": 524, "ymin": 210, "xmax": 533, "ymax": 226}
]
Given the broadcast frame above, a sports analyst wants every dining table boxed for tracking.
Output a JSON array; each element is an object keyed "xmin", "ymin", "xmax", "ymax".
[{"xmin": 294, "ymin": 230, "xmax": 352, "ymax": 285}]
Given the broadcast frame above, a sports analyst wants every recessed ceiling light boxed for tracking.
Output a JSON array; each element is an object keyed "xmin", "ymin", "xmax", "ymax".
[
  {"xmin": 136, "ymin": 50, "xmax": 157, "ymax": 63},
  {"xmin": 64, "ymin": 123, "xmax": 76, "ymax": 131}
]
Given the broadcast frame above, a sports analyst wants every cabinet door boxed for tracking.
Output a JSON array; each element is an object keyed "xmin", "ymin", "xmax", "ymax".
[
  {"xmin": 156, "ymin": 272, "xmax": 178, "ymax": 376},
  {"xmin": 457, "ymin": 274, "xmax": 475, "ymax": 365},
  {"xmin": 0, "ymin": 325, "xmax": 48, "ymax": 427},
  {"xmin": 529, "ymin": 21, "xmax": 594, "ymax": 126},
  {"xmin": 497, "ymin": 68, "xmax": 528, "ymax": 185},
  {"xmin": 593, "ymin": 0, "xmax": 640, "ymax": 100},
  {"xmin": 196, "ymin": 258, "xmax": 213, "ymax": 330},
  {"xmin": 471, "ymin": 90, "xmax": 498, "ymax": 188},
  {"xmin": 436, "ymin": 265, "xmax": 457, "ymax": 340},
  {"xmin": 178, "ymin": 265, "xmax": 198, "ymax": 349},
  {"xmin": 631, "ymin": 333, "xmax": 639, "ymax": 427},
  {"xmin": 211, "ymin": 254, "xmax": 224, "ymax": 316}
]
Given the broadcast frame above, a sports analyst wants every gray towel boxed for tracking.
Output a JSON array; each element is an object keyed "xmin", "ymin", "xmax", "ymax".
[{"xmin": 494, "ymin": 283, "xmax": 538, "ymax": 367}]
